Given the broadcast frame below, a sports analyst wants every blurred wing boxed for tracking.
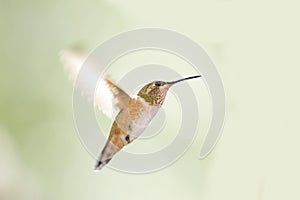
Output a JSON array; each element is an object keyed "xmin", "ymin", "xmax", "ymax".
[
  {"xmin": 95, "ymin": 79, "xmax": 130, "ymax": 119},
  {"xmin": 60, "ymin": 48, "xmax": 87, "ymax": 82},
  {"xmin": 60, "ymin": 48, "xmax": 131, "ymax": 119}
]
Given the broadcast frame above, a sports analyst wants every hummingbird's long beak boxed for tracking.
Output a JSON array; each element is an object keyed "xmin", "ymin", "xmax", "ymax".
[{"xmin": 166, "ymin": 75, "xmax": 201, "ymax": 85}]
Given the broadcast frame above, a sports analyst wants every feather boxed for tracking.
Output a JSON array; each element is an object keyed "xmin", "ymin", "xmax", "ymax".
[{"xmin": 60, "ymin": 47, "xmax": 131, "ymax": 119}]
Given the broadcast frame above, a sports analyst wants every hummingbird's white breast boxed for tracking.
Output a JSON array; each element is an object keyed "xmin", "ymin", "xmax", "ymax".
[{"xmin": 125, "ymin": 96, "xmax": 160, "ymax": 140}]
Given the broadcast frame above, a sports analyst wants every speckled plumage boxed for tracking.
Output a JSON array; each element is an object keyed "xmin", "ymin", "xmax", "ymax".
[{"xmin": 94, "ymin": 81, "xmax": 171, "ymax": 170}]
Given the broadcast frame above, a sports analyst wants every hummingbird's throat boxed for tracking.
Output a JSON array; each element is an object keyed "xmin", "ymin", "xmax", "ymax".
[
  {"xmin": 139, "ymin": 93, "xmax": 156, "ymax": 104},
  {"xmin": 138, "ymin": 92, "xmax": 166, "ymax": 105}
]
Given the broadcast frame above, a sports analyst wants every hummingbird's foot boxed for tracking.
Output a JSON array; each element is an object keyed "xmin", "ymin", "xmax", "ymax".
[{"xmin": 94, "ymin": 159, "xmax": 111, "ymax": 171}]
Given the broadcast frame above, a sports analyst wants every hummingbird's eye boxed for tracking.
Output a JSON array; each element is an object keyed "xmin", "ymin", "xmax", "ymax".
[{"xmin": 154, "ymin": 81, "xmax": 162, "ymax": 86}]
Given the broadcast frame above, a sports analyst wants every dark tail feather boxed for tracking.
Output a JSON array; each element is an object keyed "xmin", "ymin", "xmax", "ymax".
[{"xmin": 94, "ymin": 158, "xmax": 111, "ymax": 171}]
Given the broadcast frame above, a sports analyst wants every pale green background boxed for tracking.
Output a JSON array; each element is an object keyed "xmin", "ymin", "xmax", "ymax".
[{"xmin": 0, "ymin": 0, "xmax": 299, "ymax": 200}]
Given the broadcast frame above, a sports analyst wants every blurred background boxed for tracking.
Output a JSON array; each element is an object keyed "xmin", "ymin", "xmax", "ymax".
[{"xmin": 0, "ymin": 0, "xmax": 299, "ymax": 199}]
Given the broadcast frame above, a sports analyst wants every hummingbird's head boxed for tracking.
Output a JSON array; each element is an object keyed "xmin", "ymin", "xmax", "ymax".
[{"xmin": 137, "ymin": 75, "xmax": 201, "ymax": 106}]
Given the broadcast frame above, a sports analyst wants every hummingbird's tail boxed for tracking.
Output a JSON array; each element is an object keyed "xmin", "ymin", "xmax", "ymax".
[
  {"xmin": 94, "ymin": 159, "xmax": 112, "ymax": 171},
  {"xmin": 94, "ymin": 140, "xmax": 122, "ymax": 171}
]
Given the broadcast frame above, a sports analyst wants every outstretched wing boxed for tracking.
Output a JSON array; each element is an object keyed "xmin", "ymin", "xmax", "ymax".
[
  {"xmin": 94, "ymin": 78, "xmax": 130, "ymax": 119},
  {"xmin": 60, "ymin": 48, "xmax": 131, "ymax": 119}
]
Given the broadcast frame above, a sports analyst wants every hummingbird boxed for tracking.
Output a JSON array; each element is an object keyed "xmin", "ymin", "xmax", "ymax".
[{"xmin": 60, "ymin": 48, "xmax": 201, "ymax": 171}]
